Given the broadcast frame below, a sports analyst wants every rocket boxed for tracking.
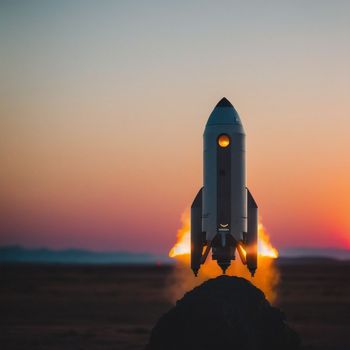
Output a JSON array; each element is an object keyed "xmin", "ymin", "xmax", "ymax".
[{"xmin": 191, "ymin": 97, "xmax": 258, "ymax": 277}]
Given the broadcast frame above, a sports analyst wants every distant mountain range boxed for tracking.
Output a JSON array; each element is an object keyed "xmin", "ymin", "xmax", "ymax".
[
  {"xmin": 0, "ymin": 245, "xmax": 349, "ymax": 264},
  {"xmin": 278, "ymin": 247, "xmax": 350, "ymax": 260},
  {"xmin": 0, "ymin": 246, "xmax": 171, "ymax": 264}
]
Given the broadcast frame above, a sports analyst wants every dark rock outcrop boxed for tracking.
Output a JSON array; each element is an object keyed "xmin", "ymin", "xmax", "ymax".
[{"xmin": 147, "ymin": 276, "xmax": 300, "ymax": 350}]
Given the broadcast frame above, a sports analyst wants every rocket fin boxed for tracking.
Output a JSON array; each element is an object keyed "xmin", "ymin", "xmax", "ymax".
[
  {"xmin": 191, "ymin": 187, "xmax": 206, "ymax": 276},
  {"xmin": 246, "ymin": 188, "xmax": 258, "ymax": 276}
]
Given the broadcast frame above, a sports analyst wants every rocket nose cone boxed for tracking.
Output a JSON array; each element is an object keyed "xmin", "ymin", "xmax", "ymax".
[
  {"xmin": 206, "ymin": 97, "xmax": 243, "ymax": 129},
  {"xmin": 216, "ymin": 97, "xmax": 233, "ymax": 108}
]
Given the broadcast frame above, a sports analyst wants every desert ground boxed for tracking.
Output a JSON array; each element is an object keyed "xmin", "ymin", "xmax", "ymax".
[{"xmin": 1, "ymin": 261, "xmax": 349, "ymax": 350}]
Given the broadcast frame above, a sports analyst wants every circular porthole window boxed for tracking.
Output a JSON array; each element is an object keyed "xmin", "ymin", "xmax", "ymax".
[{"xmin": 218, "ymin": 134, "xmax": 230, "ymax": 148}]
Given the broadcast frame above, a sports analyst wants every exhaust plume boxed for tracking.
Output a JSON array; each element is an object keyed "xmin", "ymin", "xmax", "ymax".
[{"xmin": 167, "ymin": 209, "xmax": 280, "ymax": 304}]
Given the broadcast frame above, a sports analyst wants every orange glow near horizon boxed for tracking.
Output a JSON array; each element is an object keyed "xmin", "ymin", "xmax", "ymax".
[{"xmin": 1, "ymin": 2, "xmax": 349, "ymax": 254}]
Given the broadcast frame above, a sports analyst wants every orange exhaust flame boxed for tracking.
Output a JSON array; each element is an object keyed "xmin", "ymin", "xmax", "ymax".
[
  {"xmin": 167, "ymin": 209, "xmax": 280, "ymax": 304},
  {"xmin": 258, "ymin": 223, "xmax": 279, "ymax": 258},
  {"xmin": 169, "ymin": 210, "xmax": 191, "ymax": 258}
]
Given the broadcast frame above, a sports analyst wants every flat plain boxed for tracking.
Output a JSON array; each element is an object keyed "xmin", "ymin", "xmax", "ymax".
[{"xmin": 1, "ymin": 261, "xmax": 349, "ymax": 350}]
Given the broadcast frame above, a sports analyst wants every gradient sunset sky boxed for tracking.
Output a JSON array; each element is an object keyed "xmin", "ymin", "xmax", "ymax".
[{"xmin": 1, "ymin": 1, "xmax": 349, "ymax": 254}]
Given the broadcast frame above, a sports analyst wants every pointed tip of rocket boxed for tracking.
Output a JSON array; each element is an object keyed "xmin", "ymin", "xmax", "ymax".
[
  {"xmin": 216, "ymin": 97, "xmax": 233, "ymax": 108},
  {"xmin": 206, "ymin": 97, "xmax": 243, "ymax": 129}
]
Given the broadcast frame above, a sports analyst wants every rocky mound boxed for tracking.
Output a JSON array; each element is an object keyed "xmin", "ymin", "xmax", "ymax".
[{"xmin": 146, "ymin": 276, "xmax": 300, "ymax": 350}]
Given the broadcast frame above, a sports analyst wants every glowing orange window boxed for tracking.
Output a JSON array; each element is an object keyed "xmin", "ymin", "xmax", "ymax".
[{"xmin": 218, "ymin": 134, "xmax": 230, "ymax": 148}]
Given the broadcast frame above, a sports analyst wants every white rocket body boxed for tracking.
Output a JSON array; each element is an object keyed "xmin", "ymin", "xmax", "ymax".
[{"xmin": 191, "ymin": 98, "xmax": 258, "ymax": 276}]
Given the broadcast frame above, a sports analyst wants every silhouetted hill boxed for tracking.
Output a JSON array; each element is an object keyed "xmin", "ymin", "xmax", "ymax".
[{"xmin": 147, "ymin": 276, "xmax": 301, "ymax": 350}]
